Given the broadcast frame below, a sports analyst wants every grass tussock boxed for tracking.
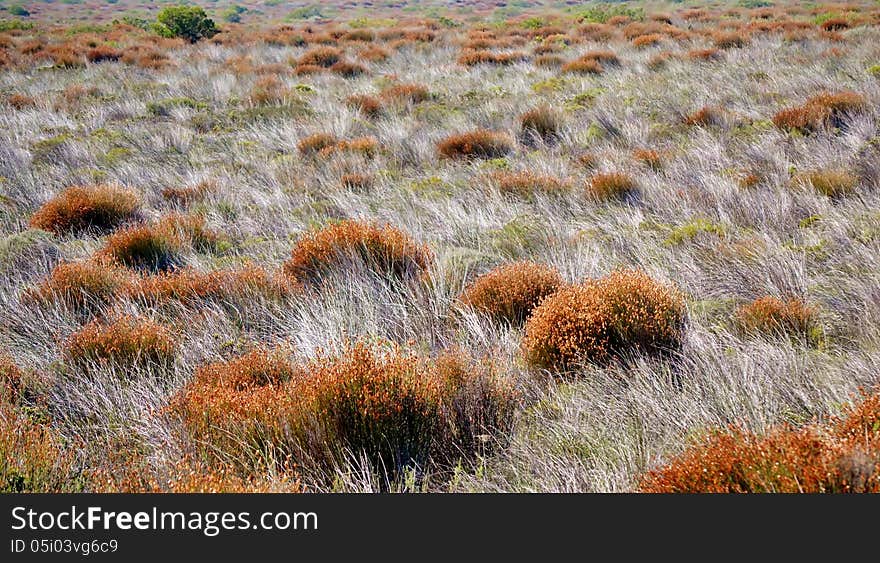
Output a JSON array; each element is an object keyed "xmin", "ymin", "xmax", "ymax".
[
  {"xmin": 63, "ymin": 315, "xmax": 176, "ymax": 369},
  {"xmin": 586, "ymin": 172, "xmax": 639, "ymax": 201},
  {"xmin": 773, "ymin": 90, "xmax": 867, "ymax": 133},
  {"xmin": 29, "ymin": 184, "xmax": 140, "ymax": 236},
  {"xmin": 25, "ymin": 259, "xmax": 133, "ymax": 312},
  {"xmin": 735, "ymin": 296, "xmax": 818, "ymax": 341},
  {"xmin": 522, "ymin": 269, "xmax": 686, "ymax": 370},
  {"xmin": 171, "ymin": 343, "xmax": 518, "ymax": 484},
  {"xmin": 459, "ymin": 261, "xmax": 562, "ymax": 325},
  {"xmin": 437, "ymin": 129, "xmax": 515, "ymax": 160},
  {"xmin": 519, "ymin": 105, "xmax": 562, "ymax": 143},
  {"xmin": 491, "ymin": 171, "xmax": 570, "ymax": 198},
  {"xmin": 283, "ymin": 220, "xmax": 433, "ymax": 284},
  {"xmin": 641, "ymin": 388, "xmax": 880, "ymax": 493}
]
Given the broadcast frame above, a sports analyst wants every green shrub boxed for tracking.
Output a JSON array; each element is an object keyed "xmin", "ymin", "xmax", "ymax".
[{"xmin": 155, "ymin": 5, "xmax": 218, "ymax": 43}]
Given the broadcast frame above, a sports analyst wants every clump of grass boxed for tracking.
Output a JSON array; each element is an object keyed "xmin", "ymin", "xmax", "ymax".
[
  {"xmin": 161, "ymin": 180, "xmax": 217, "ymax": 206},
  {"xmin": 640, "ymin": 388, "xmax": 880, "ymax": 493},
  {"xmin": 586, "ymin": 172, "xmax": 639, "ymax": 201},
  {"xmin": 735, "ymin": 296, "xmax": 818, "ymax": 340},
  {"xmin": 491, "ymin": 171, "xmax": 570, "ymax": 199},
  {"xmin": 773, "ymin": 90, "xmax": 867, "ymax": 133},
  {"xmin": 820, "ymin": 18, "xmax": 850, "ymax": 32},
  {"xmin": 519, "ymin": 105, "xmax": 561, "ymax": 143},
  {"xmin": 631, "ymin": 33, "xmax": 663, "ymax": 48},
  {"xmin": 97, "ymin": 224, "xmax": 180, "ymax": 273},
  {"xmin": 25, "ymin": 260, "xmax": 133, "ymax": 312},
  {"xmin": 340, "ymin": 173, "xmax": 373, "ymax": 191},
  {"xmin": 330, "ymin": 60, "xmax": 367, "ymax": 78},
  {"xmin": 297, "ymin": 46, "xmax": 342, "ymax": 67},
  {"xmin": 357, "ymin": 45, "xmax": 389, "ymax": 62},
  {"xmin": 522, "ymin": 269, "xmax": 686, "ymax": 370},
  {"xmin": 63, "ymin": 315, "xmax": 176, "ymax": 369},
  {"xmin": 561, "ymin": 57, "xmax": 603, "ymax": 74},
  {"xmin": 283, "ymin": 219, "xmax": 433, "ymax": 284},
  {"xmin": 297, "ymin": 132, "xmax": 339, "ymax": 155},
  {"xmin": 459, "ymin": 261, "xmax": 562, "ymax": 325},
  {"xmin": 6, "ymin": 93, "xmax": 35, "ymax": 110},
  {"xmin": 379, "ymin": 83, "xmax": 430, "ymax": 105},
  {"xmin": 801, "ymin": 169, "xmax": 859, "ymax": 198},
  {"xmin": 157, "ymin": 212, "xmax": 224, "ymax": 252},
  {"xmin": 437, "ymin": 129, "xmax": 515, "ymax": 160},
  {"xmin": 130, "ymin": 266, "xmax": 299, "ymax": 306},
  {"xmin": 345, "ymin": 94, "xmax": 384, "ymax": 118},
  {"xmin": 686, "ymin": 48, "xmax": 722, "ymax": 62},
  {"xmin": 633, "ymin": 148, "xmax": 664, "ymax": 170},
  {"xmin": 171, "ymin": 343, "xmax": 518, "ymax": 484},
  {"xmin": 29, "ymin": 184, "xmax": 140, "ymax": 236},
  {"xmin": 713, "ymin": 31, "xmax": 749, "ymax": 49},
  {"xmin": 683, "ymin": 105, "xmax": 724, "ymax": 127},
  {"xmin": 534, "ymin": 54, "xmax": 565, "ymax": 67}
]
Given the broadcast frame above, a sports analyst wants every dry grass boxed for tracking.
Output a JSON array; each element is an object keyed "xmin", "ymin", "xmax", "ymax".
[
  {"xmin": 63, "ymin": 315, "xmax": 176, "ymax": 369},
  {"xmin": 735, "ymin": 296, "xmax": 818, "ymax": 340},
  {"xmin": 586, "ymin": 172, "xmax": 639, "ymax": 201},
  {"xmin": 519, "ymin": 105, "xmax": 561, "ymax": 143},
  {"xmin": 437, "ymin": 129, "xmax": 515, "ymax": 160}
]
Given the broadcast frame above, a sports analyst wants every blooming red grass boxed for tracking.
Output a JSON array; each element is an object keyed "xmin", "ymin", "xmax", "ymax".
[
  {"xmin": 171, "ymin": 343, "xmax": 518, "ymax": 481},
  {"xmin": 684, "ymin": 106, "xmax": 724, "ymax": 126},
  {"xmin": 283, "ymin": 219, "xmax": 432, "ymax": 284},
  {"xmin": 437, "ymin": 129, "xmax": 515, "ymax": 160},
  {"xmin": 735, "ymin": 296, "xmax": 818, "ymax": 339},
  {"xmin": 633, "ymin": 148, "xmax": 664, "ymax": 170},
  {"xmin": 459, "ymin": 261, "xmax": 563, "ymax": 325},
  {"xmin": 97, "ymin": 224, "xmax": 180, "ymax": 272},
  {"xmin": 330, "ymin": 60, "xmax": 367, "ymax": 78},
  {"xmin": 297, "ymin": 132, "xmax": 339, "ymax": 155},
  {"xmin": 522, "ymin": 269, "xmax": 686, "ymax": 370},
  {"xmin": 773, "ymin": 90, "xmax": 866, "ymax": 133},
  {"xmin": 345, "ymin": 94, "xmax": 384, "ymax": 118},
  {"xmin": 29, "ymin": 184, "xmax": 140, "ymax": 236},
  {"xmin": 586, "ymin": 172, "xmax": 639, "ymax": 201},
  {"xmin": 64, "ymin": 315, "xmax": 176, "ymax": 368},
  {"xmin": 631, "ymin": 34, "xmax": 663, "ymax": 48},
  {"xmin": 561, "ymin": 57, "xmax": 603, "ymax": 74},
  {"xmin": 640, "ymin": 388, "xmax": 880, "ymax": 493},
  {"xmin": 130, "ymin": 266, "xmax": 299, "ymax": 306}
]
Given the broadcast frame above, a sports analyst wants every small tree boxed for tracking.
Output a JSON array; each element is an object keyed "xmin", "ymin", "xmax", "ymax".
[{"xmin": 155, "ymin": 5, "xmax": 218, "ymax": 43}]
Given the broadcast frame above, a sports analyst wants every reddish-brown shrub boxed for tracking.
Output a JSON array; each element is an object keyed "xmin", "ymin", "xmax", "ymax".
[
  {"xmin": 171, "ymin": 343, "xmax": 518, "ymax": 481},
  {"xmin": 684, "ymin": 105, "xmax": 724, "ymax": 127},
  {"xmin": 6, "ymin": 93, "xmax": 35, "ymax": 110},
  {"xmin": 86, "ymin": 45, "xmax": 121, "ymax": 63},
  {"xmin": 519, "ymin": 105, "xmax": 562, "ymax": 142},
  {"xmin": 631, "ymin": 34, "xmax": 663, "ymax": 48},
  {"xmin": 561, "ymin": 57, "xmax": 603, "ymax": 74},
  {"xmin": 26, "ymin": 260, "xmax": 133, "ymax": 312},
  {"xmin": 340, "ymin": 173, "xmax": 373, "ymax": 191},
  {"xmin": 586, "ymin": 172, "xmax": 639, "ymax": 201},
  {"xmin": 491, "ymin": 171, "xmax": 570, "ymax": 198},
  {"xmin": 522, "ymin": 269, "xmax": 686, "ymax": 370},
  {"xmin": 459, "ymin": 261, "xmax": 563, "ymax": 325},
  {"xmin": 97, "ymin": 224, "xmax": 180, "ymax": 272},
  {"xmin": 64, "ymin": 315, "xmax": 176, "ymax": 368},
  {"xmin": 640, "ymin": 388, "xmax": 880, "ymax": 493},
  {"xmin": 130, "ymin": 266, "xmax": 298, "ymax": 306},
  {"xmin": 294, "ymin": 64, "xmax": 324, "ymax": 76},
  {"xmin": 283, "ymin": 220, "xmax": 432, "ymax": 284},
  {"xmin": 633, "ymin": 149, "xmax": 664, "ymax": 170},
  {"xmin": 357, "ymin": 45, "xmax": 389, "ymax": 62},
  {"xmin": 161, "ymin": 180, "xmax": 217, "ymax": 206},
  {"xmin": 345, "ymin": 94, "xmax": 384, "ymax": 118},
  {"xmin": 379, "ymin": 83, "xmax": 430, "ymax": 105},
  {"xmin": 330, "ymin": 60, "xmax": 367, "ymax": 78},
  {"xmin": 157, "ymin": 212, "xmax": 223, "ymax": 252},
  {"xmin": 820, "ymin": 18, "xmax": 850, "ymax": 32},
  {"xmin": 773, "ymin": 90, "xmax": 866, "ymax": 133},
  {"xmin": 297, "ymin": 46, "xmax": 342, "ymax": 67},
  {"xmin": 298, "ymin": 133, "xmax": 339, "ymax": 155},
  {"xmin": 437, "ymin": 129, "xmax": 515, "ymax": 160},
  {"xmin": 579, "ymin": 50, "xmax": 620, "ymax": 67},
  {"xmin": 686, "ymin": 48, "xmax": 722, "ymax": 62},
  {"xmin": 29, "ymin": 185, "xmax": 140, "ymax": 236},
  {"xmin": 735, "ymin": 296, "xmax": 818, "ymax": 339},
  {"xmin": 713, "ymin": 31, "xmax": 749, "ymax": 49}
]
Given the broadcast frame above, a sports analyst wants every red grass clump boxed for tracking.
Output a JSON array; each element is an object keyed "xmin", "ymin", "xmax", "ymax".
[
  {"xmin": 773, "ymin": 90, "xmax": 867, "ymax": 133},
  {"xmin": 6, "ymin": 93, "xmax": 35, "ymax": 110},
  {"xmin": 330, "ymin": 60, "xmax": 367, "ymax": 78},
  {"xmin": 820, "ymin": 18, "xmax": 850, "ymax": 32},
  {"xmin": 29, "ymin": 184, "xmax": 140, "ymax": 236},
  {"xmin": 97, "ymin": 224, "xmax": 180, "ymax": 272},
  {"xmin": 297, "ymin": 132, "xmax": 339, "ymax": 155},
  {"xmin": 26, "ymin": 260, "xmax": 133, "ymax": 312},
  {"xmin": 340, "ymin": 173, "xmax": 373, "ymax": 191},
  {"xmin": 283, "ymin": 220, "xmax": 432, "ymax": 284},
  {"xmin": 491, "ymin": 171, "xmax": 570, "ymax": 198},
  {"xmin": 633, "ymin": 148, "xmax": 664, "ymax": 170},
  {"xmin": 586, "ymin": 172, "xmax": 639, "ymax": 201},
  {"xmin": 379, "ymin": 83, "xmax": 430, "ymax": 105},
  {"xmin": 459, "ymin": 261, "xmax": 563, "ymax": 325},
  {"xmin": 64, "ymin": 315, "xmax": 176, "ymax": 368},
  {"xmin": 735, "ymin": 296, "xmax": 818, "ymax": 340},
  {"xmin": 130, "ymin": 266, "xmax": 299, "ymax": 307},
  {"xmin": 297, "ymin": 46, "xmax": 342, "ymax": 68},
  {"xmin": 86, "ymin": 45, "xmax": 121, "ymax": 63},
  {"xmin": 713, "ymin": 31, "xmax": 749, "ymax": 49},
  {"xmin": 171, "ymin": 343, "xmax": 518, "ymax": 481},
  {"xmin": 522, "ymin": 269, "xmax": 686, "ymax": 370},
  {"xmin": 684, "ymin": 106, "xmax": 724, "ymax": 126},
  {"xmin": 437, "ymin": 129, "xmax": 515, "ymax": 160},
  {"xmin": 640, "ymin": 388, "xmax": 880, "ymax": 493},
  {"xmin": 345, "ymin": 94, "xmax": 384, "ymax": 118},
  {"xmin": 161, "ymin": 180, "xmax": 217, "ymax": 206},
  {"xmin": 561, "ymin": 57, "xmax": 604, "ymax": 74},
  {"xmin": 631, "ymin": 34, "xmax": 664, "ymax": 48},
  {"xmin": 358, "ymin": 46, "xmax": 389, "ymax": 62}
]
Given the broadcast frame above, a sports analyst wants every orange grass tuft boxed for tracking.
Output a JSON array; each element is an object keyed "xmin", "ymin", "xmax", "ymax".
[
  {"xmin": 459, "ymin": 261, "xmax": 562, "ymax": 325},
  {"xmin": 29, "ymin": 184, "xmax": 140, "ymax": 236},
  {"xmin": 437, "ymin": 129, "xmax": 515, "ymax": 160},
  {"xmin": 63, "ymin": 315, "xmax": 176, "ymax": 368}
]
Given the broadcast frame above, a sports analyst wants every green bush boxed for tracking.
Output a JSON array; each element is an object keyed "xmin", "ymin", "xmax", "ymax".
[{"xmin": 155, "ymin": 5, "xmax": 218, "ymax": 43}]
